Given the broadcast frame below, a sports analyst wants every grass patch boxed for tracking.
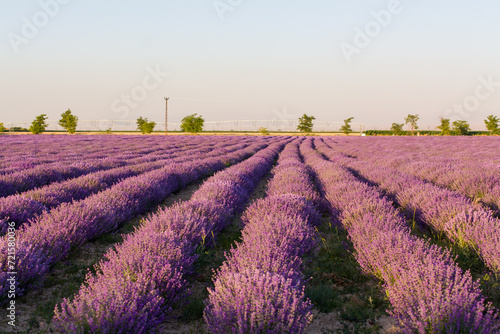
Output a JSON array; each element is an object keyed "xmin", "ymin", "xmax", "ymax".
[
  {"xmin": 180, "ymin": 293, "xmax": 206, "ymax": 322},
  {"xmin": 304, "ymin": 215, "xmax": 390, "ymax": 328},
  {"xmin": 306, "ymin": 283, "xmax": 342, "ymax": 313}
]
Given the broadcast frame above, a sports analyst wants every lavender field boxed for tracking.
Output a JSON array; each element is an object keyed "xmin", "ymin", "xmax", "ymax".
[{"xmin": 1, "ymin": 135, "xmax": 500, "ymax": 333}]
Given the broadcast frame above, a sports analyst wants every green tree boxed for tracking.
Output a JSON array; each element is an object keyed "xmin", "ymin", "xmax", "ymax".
[
  {"xmin": 0, "ymin": 123, "xmax": 6, "ymax": 133},
  {"xmin": 180, "ymin": 113, "xmax": 204, "ymax": 133},
  {"xmin": 136, "ymin": 117, "xmax": 156, "ymax": 134},
  {"xmin": 404, "ymin": 114, "xmax": 419, "ymax": 136},
  {"xmin": 340, "ymin": 117, "xmax": 354, "ymax": 135},
  {"xmin": 390, "ymin": 123, "xmax": 404, "ymax": 136},
  {"xmin": 484, "ymin": 115, "xmax": 499, "ymax": 134},
  {"xmin": 259, "ymin": 127, "xmax": 269, "ymax": 135},
  {"xmin": 437, "ymin": 117, "xmax": 451, "ymax": 135},
  {"xmin": 58, "ymin": 109, "xmax": 79, "ymax": 134},
  {"xmin": 29, "ymin": 114, "xmax": 48, "ymax": 134},
  {"xmin": 452, "ymin": 120, "xmax": 470, "ymax": 136},
  {"xmin": 297, "ymin": 114, "xmax": 315, "ymax": 133}
]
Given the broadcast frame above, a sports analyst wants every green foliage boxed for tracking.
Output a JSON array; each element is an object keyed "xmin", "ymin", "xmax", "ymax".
[
  {"xmin": 180, "ymin": 113, "xmax": 204, "ymax": 133},
  {"xmin": 297, "ymin": 114, "xmax": 315, "ymax": 133},
  {"xmin": 484, "ymin": 115, "xmax": 499, "ymax": 134},
  {"xmin": 306, "ymin": 284, "xmax": 342, "ymax": 313},
  {"xmin": 365, "ymin": 130, "xmax": 490, "ymax": 136},
  {"xmin": 340, "ymin": 117, "xmax": 354, "ymax": 135},
  {"xmin": 10, "ymin": 127, "xmax": 28, "ymax": 132},
  {"xmin": 452, "ymin": 120, "xmax": 471, "ymax": 136},
  {"xmin": 105, "ymin": 128, "xmax": 112, "ymax": 134},
  {"xmin": 136, "ymin": 117, "xmax": 156, "ymax": 134},
  {"xmin": 29, "ymin": 114, "xmax": 48, "ymax": 134},
  {"xmin": 304, "ymin": 218, "xmax": 389, "ymax": 331},
  {"xmin": 341, "ymin": 296, "xmax": 375, "ymax": 322},
  {"xmin": 180, "ymin": 294, "xmax": 205, "ymax": 321},
  {"xmin": 58, "ymin": 109, "xmax": 79, "ymax": 134},
  {"xmin": 0, "ymin": 123, "xmax": 6, "ymax": 133},
  {"xmin": 404, "ymin": 114, "xmax": 419, "ymax": 135},
  {"xmin": 390, "ymin": 123, "xmax": 404, "ymax": 136},
  {"xmin": 259, "ymin": 127, "xmax": 269, "ymax": 135},
  {"xmin": 437, "ymin": 117, "xmax": 451, "ymax": 135}
]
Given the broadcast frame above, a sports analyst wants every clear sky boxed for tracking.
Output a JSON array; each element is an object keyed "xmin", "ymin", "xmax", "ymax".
[{"xmin": 1, "ymin": 0, "xmax": 499, "ymax": 130}]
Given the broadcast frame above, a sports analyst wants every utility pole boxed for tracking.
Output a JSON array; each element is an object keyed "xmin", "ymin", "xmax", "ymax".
[{"xmin": 164, "ymin": 97, "xmax": 169, "ymax": 134}]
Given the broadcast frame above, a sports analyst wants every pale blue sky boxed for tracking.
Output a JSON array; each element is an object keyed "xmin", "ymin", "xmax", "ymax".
[{"xmin": 1, "ymin": 0, "xmax": 499, "ymax": 130}]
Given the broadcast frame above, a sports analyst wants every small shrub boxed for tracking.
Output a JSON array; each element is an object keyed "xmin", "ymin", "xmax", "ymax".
[
  {"xmin": 136, "ymin": 117, "xmax": 156, "ymax": 134},
  {"xmin": 259, "ymin": 127, "xmax": 269, "ymax": 135},
  {"xmin": 306, "ymin": 284, "xmax": 341, "ymax": 313}
]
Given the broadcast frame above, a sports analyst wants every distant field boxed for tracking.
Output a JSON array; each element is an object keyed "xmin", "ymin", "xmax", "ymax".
[
  {"xmin": 2, "ymin": 131, "xmax": 363, "ymax": 136},
  {"xmin": 1, "ymin": 135, "xmax": 499, "ymax": 333}
]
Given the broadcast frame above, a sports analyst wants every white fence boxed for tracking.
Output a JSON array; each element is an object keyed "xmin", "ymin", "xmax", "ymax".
[{"xmin": 3, "ymin": 120, "xmax": 365, "ymax": 133}]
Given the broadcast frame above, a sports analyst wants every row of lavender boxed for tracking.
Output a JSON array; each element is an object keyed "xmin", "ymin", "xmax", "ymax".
[
  {"xmin": 322, "ymin": 138, "xmax": 500, "ymax": 275},
  {"xmin": 0, "ymin": 137, "xmax": 275, "ymax": 301},
  {"xmin": 329, "ymin": 137, "xmax": 500, "ymax": 213},
  {"xmin": 52, "ymin": 139, "xmax": 289, "ymax": 332},
  {"xmin": 0, "ymin": 137, "xmax": 256, "ymax": 233},
  {"xmin": 0, "ymin": 135, "xmax": 209, "ymax": 161},
  {"xmin": 0, "ymin": 136, "xmax": 226, "ymax": 196},
  {"xmin": 204, "ymin": 139, "xmax": 321, "ymax": 333},
  {"xmin": 0, "ymin": 135, "xmax": 191, "ymax": 175},
  {"xmin": 304, "ymin": 138, "xmax": 499, "ymax": 333},
  {"xmin": 331, "ymin": 136, "xmax": 500, "ymax": 167}
]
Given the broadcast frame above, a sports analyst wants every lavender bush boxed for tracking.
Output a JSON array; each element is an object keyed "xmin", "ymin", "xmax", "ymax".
[{"xmin": 205, "ymin": 140, "xmax": 320, "ymax": 333}]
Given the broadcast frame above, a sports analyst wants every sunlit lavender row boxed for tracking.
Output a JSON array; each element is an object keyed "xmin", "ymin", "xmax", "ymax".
[{"xmin": 205, "ymin": 139, "xmax": 320, "ymax": 333}]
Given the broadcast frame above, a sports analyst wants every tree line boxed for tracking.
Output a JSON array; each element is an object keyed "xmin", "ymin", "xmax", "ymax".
[
  {"xmin": 11, "ymin": 110, "xmax": 80, "ymax": 135},
  {"xmin": 0, "ymin": 111, "xmax": 206, "ymax": 135},
  {"xmin": 1, "ymin": 112, "xmax": 498, "ymax": 135},
  {"xmin": 389, "ymin": 114, "xmax": 500, "ymax": 136}
]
